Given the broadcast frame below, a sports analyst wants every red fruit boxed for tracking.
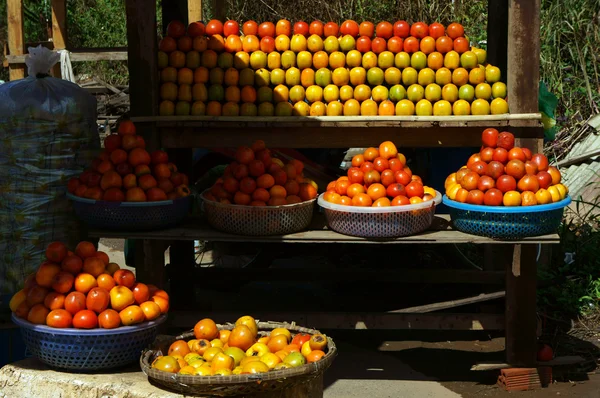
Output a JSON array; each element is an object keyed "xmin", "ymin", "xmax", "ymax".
[
  {"xmin": 340, "ymin": 20, "xmax": 359, "ymax": 37},
  {"xmin": 393, "ymin": 20, "xmax": 410, "ymax": 38},
  {"xmin": 481, "ymin": 128, "xmax": 499, "ymax": 148},
  {"xmin": 104, "ymin": 134, "xmax": 122, "ymax": 152},
  {"xmin": 293, "ymin": 21, "xmax": 309, "ymax": 36},
  {"xmin": 248, "ymin": 160, "xmax": 265, "ymax": 177},
  {"xmin": 537, "ymin": 344, "xmax": 553, "ymax": 362},
  {"xmin": 497, "ymin": 132, "xmax": 515, "ymax": 150},
  {"xmin": 324, "ymin": 22, "xmax": 339, "ymax": 37},
  {"xmin": 375, "ymin": 21, "xmax": 393, "ymax": 39},
  {"xmin": 150, "ymin": 150, "xmax": 169, "ymax": 164}
]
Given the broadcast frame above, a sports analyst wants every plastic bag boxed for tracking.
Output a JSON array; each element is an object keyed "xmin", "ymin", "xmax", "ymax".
[{"xmin": 0, "ymin": 46, "xmax": 100, "ymax": 294}]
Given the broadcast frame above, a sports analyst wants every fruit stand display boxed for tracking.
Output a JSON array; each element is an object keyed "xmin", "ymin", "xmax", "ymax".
[{"xmin": 104, "ymin": 0, "xmax": 551, "ymax": 375}]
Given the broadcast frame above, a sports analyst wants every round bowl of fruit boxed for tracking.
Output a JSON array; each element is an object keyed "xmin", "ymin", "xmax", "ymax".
[
  {"xmin": 140, "ymin": 315, "xmax": 336, "ymax": 396},
  {"xmin": 443, "ymin": 128, "xmax": 571, "ymax": 239},
  {"xmin": 319, "ymin": 142, "xmax": 442, "ymax": 238},
  {"xmin": 201, "ymin": 141, "xmax": 319, "ymax": 236},
  {"xmin": 67, "ymin": 120, "xmax": 192, "ymax": 230},
  {"xmin": 9, "ymin": 240, "xmax": 171, "ymax": 371}
]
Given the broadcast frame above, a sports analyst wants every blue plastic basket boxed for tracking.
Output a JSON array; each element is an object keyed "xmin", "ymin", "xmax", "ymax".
[
  {"xmin": 67, "ymin": 193, "xmax": 191, "ymax": 230},
  {"xmin": 12, "ymin": 313, "xmax": 167, "ymax": 371},
  {"xmin": 443, "ymin": 195, "xmax": 571, "ymax": 239}
]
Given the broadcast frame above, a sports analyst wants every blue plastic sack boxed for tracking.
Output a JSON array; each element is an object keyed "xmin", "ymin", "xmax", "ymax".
[{"xmin": 0, "ymin": 46, "xmax": 100, "ymax": 294}]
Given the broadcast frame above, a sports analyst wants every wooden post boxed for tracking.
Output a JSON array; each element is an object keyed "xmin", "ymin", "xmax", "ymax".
[
  {"xmin": 51, "ymin": 0, "xmax": 67, "ymax": 78},
  {"xmin": 486, "ymin": 0, "xmax": 508, "ymax": 83},
  {"xmin": 213, "ymin": 0, "xmax": 226, "ymax": 20},
  {"xmin": 505, "ymin": 244, "xmax": 538, "ymax": 366},
  {"xmin": 188, "ymin": 0, "xmax": 202, "ymax": 23},
  {"xmin": 7, "ymin": 0, "xmax": 25, "ymax": 80}
]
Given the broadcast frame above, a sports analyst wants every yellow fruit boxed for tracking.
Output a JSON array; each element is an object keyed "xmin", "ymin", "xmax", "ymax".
[
  {"xmin": 401, "ymin": 67, "xmax": 418, "ymax": 86},
  {"xmin": 415, "ymin": 99, "xmax": 433, "ymax": 116},
  {"xmin": 326, "ymin": 101, "xmax": 343, "ymax": 116},
  {"xmin": 441, "ymin": 84, "xmax": 459, "ymax": 103},
  {"xmin": 471, "ymin": 99, "xmax": 490, "ymax": 115},
  {"xmin": 433, "ymin": 100, "xmax": 452, "ymax": 116},
  {"xmin": 452, "ymin": 99, "xmax": 471, "ymax": 115},
  {"xmin": 490, "ymin": 98, "xmax": 509, "ymax": 114},
  {"xmin": 395, "ymin": 99, "xmax": 415, "ymax": 116},
  {"xmin": 475, "ymin": 83, "xmax": 492, "ymax": 100},
  {"xmin": 492, "ymin": 82, "xmax": 507, "ymax": 99},
  {"xmin": 293, "ymin": 101, "xmax": 311, "ymax": 116}
]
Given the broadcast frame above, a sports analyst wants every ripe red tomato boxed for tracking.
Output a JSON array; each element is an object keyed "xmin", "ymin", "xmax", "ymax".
[
  {"xmin": 393, "ymin": 20, "xmax": 410, "ymax": 38},
  {"xmin": 223, "ymin": 20, "xmax": 239, "ymax": 36},
  {"xmin": 517, "ymin": 175, "xmax": 540, "ymax": 192},
  {"xmin": 387, "ymin": 36, "xmax": 404, "ymax": 53},
  {"xmin": 187, "ymin": 22, "xmax": 206, "ymax": 37},
  {"xmin": 375, "ymin": 21, "xmax": 393, "ymax": 39},
  {"xmin": 65, "ymin": 291, "xmax": 86, "ymax": 315},
  {"xmin": 481, "ymin": 128, "xmax": 499, "ymax": 148},
  {"xmin": 205, "ymin": 19, "xmax": 224, "ymax": 36},
  {"xmin": 86, "ymin": 287, "xmax": 110, "ymax": 313},
  {"xmin": 309, "ymin": 21, "xmax": 324, "ymax": 36},
  {"xmin": 258, "ymin": 22, "xmax": 275, "ymax": 38},
  {"xmin": 357, "ymin": 36, "xmax": 372, "ymax": 52},
  {"xmin": 73, "ymin": 309, "xmax": 98, "ymax": 329},
  {"xmin": 410, "ymin": 22, "xmax": 429, "ymax": 39},
  {"xmin": 536, "ymin": 171, "xmax": 552, "ymax": 189},
  {"xmin": 360, "ymin": 161, "xmax": 375, "ymax": 173},
  {"xmin": 468, "ymin": 161, "xmax": 488, "ymax": 176},
  {"xmin": 394, "ymin": 170, "xmax": 411, "ymax": 186},
  {"xmin": 388, "ymin": 158, "xmax": 403, "ymax": 172},
  {"xmin": 243, "ymin": 20, "xmax": 258, "ymax": 36},
  {"xmin": 508, "ymin": 147, "xmax": 526, "ymax": 162},
  {"xmin": 497, "ymin": 132, "xmax": 515, "ymax": 150},
  {"xmin": 340, "ymin": 20, "xmax": 359, "ymax": 37},
  {"xmin": 486, "ymin": 161, "xmax": 505, "ymax": 179},
  {"xmin": 460, "ymin": 172, "xmax": 480, "ymax": 191},
  {"xmin": 386, "ymin": 183, "xmax": 406, "ymax": 198},
  {"xmin": 531, "ymin": 153, "xmax": 549, "ymax": 172},
  {"xmin": 405, "ymin": 181, "xmax": 424, "ymax": 198},
  {"xmin": 98, "ymin": 309, "xmax": 121, "ymax": 329},
  {"xmin": 480, "ymin": 147, "xmax": 494, "ymax": 162},
  {"xmin": 428, "ymin": 22, "xmax": 446, "ymax": 39},
  {"xmin": 403, "ymin": 37, "xmax": 420, "ymax": 53},
  {"xmin": 364, "ymin": 170, "xmax": 381, "ymax": 186},
  {"xmin": 496, "ymin": 175, "xmax": 517, "ymax": 193},
  {"xmin": 506, "ymin": 159, "xmax": 526, "ymax": 180},
  {"xmin": 293, "ymin": 21, "xmax": 309, "ymax": 36},
  {"xmin": 166, "ymin": 20, "xmax": 186, "ymax": 38},
  {"xmin": 447, "ymin": 23, "xmax": 465, "ymax": 39},
  {"xmin": 522, "ymin": 147, "xmax": 533, "ymax": 161},
  {"xmin": 492, "ymin": 147, "xmax": 508, "ymax": 163},
  {"xmin": 483, "ymin": 188, "xmax": 503, "ymax": 206},
  {"xmin": 46, "ymin": 309, "xmax": 73, "ymax": 328},
  {"xmin": 371, "ymin": 38, "xmax": 387, "ymax": 53},
  {"xmin": 359, "ymin": 21, "xmax": 374, "ymax": 37},
  {"xmin": 466, "ymin": 189, "xmax": 484, "ymax": 205},
  {"xmin": 291, "ymin": 333, "xmax": 311, "ymax": 347},
  {"xmin": 348, "ymin": 168, "xmax": 364, "ymax": 184},
  {"xmin": 323, "ymin": 22, "xmax": 339, "ymax": 37},
  {"xmin": 380, "ymin": 170, "xmax": 395, "ymax": 187},
  {"xmin": 392, "ymin": 195, "xmax": 410, "ymax": 205},
  {"xmin": 477, "ymin": 176, "xmax": 496, "ymax": 191}
]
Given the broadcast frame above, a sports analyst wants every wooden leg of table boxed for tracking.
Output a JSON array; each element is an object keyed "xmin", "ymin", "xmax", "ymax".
[
  {"xmin": 505, "ymin": 244, "xmax": 538, "ymax": 366},
  {"xmin": 134, "ymin": 239, "xmax": 166, "ymax": 288}
]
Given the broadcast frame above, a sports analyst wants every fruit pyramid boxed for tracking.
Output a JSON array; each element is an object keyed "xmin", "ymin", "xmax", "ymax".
[
  {"xmin": 445, "ymin": 128, "xmax": 569, "ymax": 206},
  {"xmin": 69, "ymin": 120, "xmax": 191, "ymax": 202},
  {"xmin": 158, "ymin": 19, "xmax": 508, "ymax": 117}
]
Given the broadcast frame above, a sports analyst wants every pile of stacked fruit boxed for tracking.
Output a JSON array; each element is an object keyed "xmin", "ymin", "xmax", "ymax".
[
  {"xmin": 444, "ymin": 128, "xmax": 568, "ymax": 206},
  {"xmin": 9, "ymin": 240, "xmax": 169, "ymax": 328},
  {"xmin": 151, "ymin": 315, "xmax": 329, "ymax": 375},
  {"xmin": 68, "ymin": 120, "xmax": 191, "ymax": 202},
  {"xmin": 158, "ymin": 18, "xmax": 507, "ymax": 116},
  {"xmin": 204, "ymin": 140, "xmax": 318, "ymax": 206},
  {"xmin": 322, "ymin": 141, "xmax": 436, "ymax": 206}
]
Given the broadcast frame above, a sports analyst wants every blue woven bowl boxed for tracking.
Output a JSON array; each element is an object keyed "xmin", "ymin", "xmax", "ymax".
[
  {"xmin": 67, "ymin": 193, "xmax": 191, "ymax": 230},
  {"xmin": 443, "ymin": 195, "xmax": 571, "ymax": 239},
  {"xmin": 12, "ymin": 313, "xmax": 167, "ymax": 371}
]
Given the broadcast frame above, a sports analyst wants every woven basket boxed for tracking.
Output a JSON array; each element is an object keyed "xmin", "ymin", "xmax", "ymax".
[
  {"xmin": 140, "ymin": 321, "xmax": 337, "ymax": 396},
  {"xmin": 201, "ymin": 191, "xmax": 316, "ymax": 236}
]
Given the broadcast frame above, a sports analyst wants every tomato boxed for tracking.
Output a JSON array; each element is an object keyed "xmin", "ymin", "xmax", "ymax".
[
  {"xmin": 373, "ymin": 157, "xmax": 389, "ymax": 173},
  {"xmin": 223, "ymin": 20, "xmax": 239, "ymax": 36},
  {"xmin": 517, "ymin": 175, "xmax": 540, "ymax": 192},
  {"xmin": 483, "ymin": 188, "xmax": 503, "ymax": 206},
  {"xmin": 481, "ymin": 128, "xmax": 499, "ymax": 148},
  {"xmin": 51, "ymin": 271, "xmax": 74, "ymax": 294},
  {"xmin": 86, "ymin": 287, "xmax": 110, "ymax": 313},
  {"xmin": 536, "ymin": 171, "xmax": 552, "ymax": 189},
  {"xmin": 537, "ymin": 344, "xmax": 553, "ymax": 361},
  {"xmin": 508, "ymin": 147, "xmax": 526, "ymax": 162},
  {"xmin": 293, "ymin": 21, "xmax": 309, "ymax": 36},
  {"xmin": 46, "ymin": 309, "xmax": 73, "ymax": 328},
  {"xmin": 98, "ymin": 308, "xmax": 121, "ymax": 329},
  {"xmin": 525, "ymin": 161, "xmax": 539, "ymax": 175},
  {"xmin": 531, "ymin": 153, "xmax": 549, "ymax": 172},
  {"xmin": 275, "ymin": 19, "xmax": 291, "ymax": 36},
  {"xmin": 428, "ymin": 22, "xmax": 445, "ymax": 39},
  {"xmin": 486, "ymin": 161, "xmax": 505, "ymax": 179},
  {"xmin": 405, "ymin": 181, "xmax": 424, "ymax": 198},
  {"xmin": 385, "ymin": 183, "xmax": 405, "ymax": 198},
  {"xmin": 410, "ymin": 22, "xmax": 429, "ymax": 39},
  {"xmin": 466, "ymin": 189, "xmax": 484, "ymax": 205},
  {"xmin": 371, "ymin": 38, "xmax": 387, "ymax": 53},
  {"xmin": 348, "ymin": 168, "xmax": 364, "ymax": 184},
  {"xmin": 477, "ymin": 176, "xmax": 496, "ymax": 191},
  {"xmin": 394, "ymin": 170, "xmax": 411, "ymax": 186},
  {"xmin": 496, "ymin": 175, "xmax": 517, "ymax": 193},
  {"xmin": 447, "ymin": 23, "xmax": 465, "ymax": 39},
  {"xmin": 367, "ymin": 183, "xmax": 386, "ymax": 200},
  {"xmin": 323, "ymin": 22, "xmax": 339, "ymax": 37},
  {"xmin": 307, "ymin": 350, "xmax": 326, "ymax": 363},
  {"xmin": 460, "ymin": 172, "xmax": 480, "ymax": 191},
  {"xmin": 309, "ymin": 21, "xmax": 324, "ymax": 36},
  {"xmin": 113, "ymin": 269, "xmax": 136, "ymax": 288},
  {"xmin": 242, "ymin": 20, "xmax": 258, "ymax": 36},
  {"xmin": 455, "ymin": 188, "xmax": 469, "ymax": 203},
  {"xmin": 403, "ymin": 37, "xmax": 420, "ymax": 53},
  {"xmin": 547, "ymin": 166, "xmax": 562, "ymax": 185},
  {"xmin": 206, "ymin": 20, "xmax": 224, "ymax": 36},
  {"xmin": 291, "ymin": 333, "xmax": 311, "ymax": 347},
  {"xmin": 335, "ymin": 179, "xmax": 350, "ymax": 195},
  {"xmin": 388, "ymin": 158, "xmax": 403, "ymax": 172},
  {"xmin": 363, "ymin": 170, "xmax": 381, "ymax": 186},
  {"xmin": 456, "ymin": 168, "xmax": 470, "ymax": 184},
  {"xmin": 480, "ymin": 147, "xmax": 494, "ymax": 162},
  {"xmin": 169, "ymin": 340, "xmax": 191, "ymax": 357},
  {"xmin": 194, "ymin": 318, "xmax": 219, "ymax": 340},
  {"xmin": 364, "ymin": 147, "xmax": 379, "ymax": 161},
  {"xmin": 375, "ymin": 21, "xmax": 393, "ymax": 39},
  {"xmin": 393, "ymin": 20, "xmax": 410, "ymax": 38},
  {"xmin": 324, "ymin": 191, "xmax": 341, "ymax": 204},
  {"xmin": 351, "ymin": 154, "xmax": 365, "ymax": 168},
  {"xmin": 380, "ymin": 170, "xmax": 395, "ymax": 187},
  {"xmin": 352, "ymin": 193, "xmax": 372, "ymax": 206},
  {"xmin": 356, "ymin": 36, "xmax": 372, "ymax": 52},
  {"xmin": 467, "ymin": 153, "xmax": 482, "ymax": 167},
  {"xmin": 73, "ymin": 309, "xmax": 98, "ymax": 329},
  {"xmin": 391, "ymin": 195, "xmax": 410, "ymax": 205},
  {"xmin": 387, "ymin": 37, "xmax": 404, "ymax": 53},
  {"xmin": 521, "ymin": 191, "xmax": 538, "ymax": 206},
  {"xmin": 505, "ymin": 159, "xmax": 526, "ymax": 180},
  {"xmin": 340, "ymin": 20, "xmax": 359, "ymax": 37},
  {"xmin": 497, "ymin": 132, "xmax": 515, "ymax": 150},
  {"xmin": 258, "ymin": 22, "xmax": 275, "ymax": 38},
  {"xmin": 468, "ymin": 161, "xmax": 488, "ymax": 176},
  {"xmin": 359, "ymin": 21, "xmax": 374, "ymax": 37},
  {"xmin": 119, "ymin": 305, "xmax": 145, "ymax": 326},
  {"xmin": 346, "ymin": 183, "xmax": 365, "ymax": 198},
  {"xmin": 503, "ymin": 191, "xmax": 522, "ymax": 206},
  {"xmin": 65, "ymin": 291, "xmax": 86, "ymax": 315},
  {"xmin": 522, "ymin": 147, "xmax": 533, "ymax": 161},
  {"xmin": 44, "ymin": 292, "xmax": 65, "ymax": 310}
]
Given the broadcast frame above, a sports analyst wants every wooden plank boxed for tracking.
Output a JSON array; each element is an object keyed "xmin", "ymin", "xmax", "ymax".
[
  {"xmin": 188, "ymin": 267, "xmax": 506, "ymax": 284},
  {"xmin": 556, "ymin": 149, "xmax": 600, "ymax": 167},
  {"xmin": 168, "ymin": 310, "xmax": 506, "ymax": 330},
  {"xmin": 50, "ymin": 0, "xmax": 67, "ymax": 78},
  {"xmin": 7, "ymin": 0, "xmax": 25, "ymax": 80},
  {"xmin": 88, "ymin": 215, "xmax": 561, "ymax": 245},
  {"xmin": 471, "ymin": 356, "xmax": 585, "ymax": 371},
  {"xmin": 487, "ymin": 0, "xmax": 508, "ymax": 83},
  {"xmin": 505, "ymin": 244, "xmax": 538, "ymax": 366},
  {"xmin": 507, "ymin": 0, "xmax": 541, "ymax": 114},
  {"xmin": 8, "ymin": 51, "xmax": 128, "ymax": 63},
  {"xmin": 390, "ymin": 291, "xmax": 506, "ymax": 313},
  {"xmin": 188, "ymin": 0, "xmax": 202, "ymax": 23}
]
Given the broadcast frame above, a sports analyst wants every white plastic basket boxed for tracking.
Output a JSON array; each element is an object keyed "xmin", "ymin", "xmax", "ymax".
[{"xmin": 318, "ymin": 191, "xmax": 442, "ymax": 238}]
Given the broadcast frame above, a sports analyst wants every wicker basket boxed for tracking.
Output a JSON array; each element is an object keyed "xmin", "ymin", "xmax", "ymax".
[
  {"xmin": 201, "ymin": 191, "xmax": 316, "ymax": 236},
  {"xmin": 140, "ymin": 321, "xmax": 337, "ymax": 396}
]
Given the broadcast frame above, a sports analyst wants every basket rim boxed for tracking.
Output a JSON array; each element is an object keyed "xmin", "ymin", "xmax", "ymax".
[
  {"xmin": 317, "ymin": 190, "xmax": 442, "ymax": 213},
  {"xmin": 442, "ymin": 194, "xmax": 572, "ymax": 213},
  {"xmin": 140, "ymin": 320, "xmax": 337, "ymax": 386},
  {"xmin": 67, "ymin": 192, "xmax": 191, "ymax": 207},
  {"xmin": 12, "ymin": 313, "xmax": 167, "ymax": 335},
  {"xmin": 201, "ymin": 189, "xmax": 316, "ymax": 210}
]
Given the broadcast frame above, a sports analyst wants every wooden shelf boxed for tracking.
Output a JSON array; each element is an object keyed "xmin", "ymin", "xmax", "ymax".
[
  {"xmin": 88, "ymin": 214, "xmax": 559, "ymax": 245},
  {"xmin": 131, "ymin": 114, "xmax": 543, "ymax": 148}
]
